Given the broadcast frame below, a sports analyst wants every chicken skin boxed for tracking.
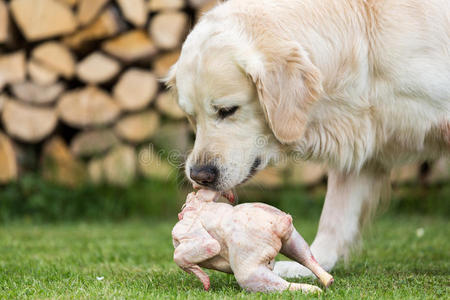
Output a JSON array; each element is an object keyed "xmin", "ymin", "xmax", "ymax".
[{"xmin": 172, "ymin": 190, "xmax": 334, "ymax": 293}]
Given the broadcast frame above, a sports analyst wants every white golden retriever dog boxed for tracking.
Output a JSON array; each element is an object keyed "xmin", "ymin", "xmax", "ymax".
[{"xmin": 165, "ymin": 0, "xmax": 450, "ymax": 277}]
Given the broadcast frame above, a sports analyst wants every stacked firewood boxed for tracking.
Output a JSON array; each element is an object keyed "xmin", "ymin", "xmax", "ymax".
[
  {"xmin": 0, "ymin": 0, "xmax": 221, "ymax": 186},
  {"xmin": 0, "ymin": 0, "xmax": 447, "ymax": 187}
]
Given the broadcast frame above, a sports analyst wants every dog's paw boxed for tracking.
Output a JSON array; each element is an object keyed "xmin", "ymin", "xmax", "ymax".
[{"xmin": 273, "ymin": 261, "xmax": 314, "ymax": 278}]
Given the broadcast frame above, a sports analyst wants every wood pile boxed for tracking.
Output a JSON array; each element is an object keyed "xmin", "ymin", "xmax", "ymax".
[
  {"xmin": 0, "ymin": 0, "xmax": 447, "ymax": 187},
  {"xmin": 0, "ymin": 0, "xmax": 211, "ymax": 186}
]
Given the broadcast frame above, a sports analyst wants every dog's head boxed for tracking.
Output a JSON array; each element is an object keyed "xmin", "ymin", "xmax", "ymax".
[{"xmin": 165, "ymin": 15, "xmax": 322, "ymax": 192}]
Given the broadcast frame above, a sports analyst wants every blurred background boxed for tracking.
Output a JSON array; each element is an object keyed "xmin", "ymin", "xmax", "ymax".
[{"xmin": 0, "ymin": 0, "xmax": 448, "ymax": 222}]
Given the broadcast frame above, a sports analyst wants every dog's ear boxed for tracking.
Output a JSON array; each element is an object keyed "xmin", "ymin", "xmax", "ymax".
[
  {"xmin": 162, "ymin": 63, "xmax": 196, "ymax": 131},
  {"xmin": 245, "ymin": 42, "xmax": 322, "ymax": 143}
]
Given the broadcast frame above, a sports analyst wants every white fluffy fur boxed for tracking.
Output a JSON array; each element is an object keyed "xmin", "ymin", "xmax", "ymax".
[{"xmin": 166, "ymin": 0, "xmax": 450, "ymax": 276}]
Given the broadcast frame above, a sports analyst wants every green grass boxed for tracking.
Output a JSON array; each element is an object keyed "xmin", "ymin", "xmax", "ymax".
[
  {"xmin": 0, "ymin": 213, "xmax": 448, "ymax": 299},
  {"xmin": 0, "ymin": 176, "xmax": 448, "ymax": 298}
]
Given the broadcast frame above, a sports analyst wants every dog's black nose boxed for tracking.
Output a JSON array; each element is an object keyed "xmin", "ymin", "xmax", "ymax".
[{"xmin": 190, "ymin": 165, "xmax": 218, "ymax": 186}]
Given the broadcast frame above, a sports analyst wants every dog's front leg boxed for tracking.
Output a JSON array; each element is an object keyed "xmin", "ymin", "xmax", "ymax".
[{"xmin": 274, "ymin": 168, "xmax": 390, "ymax": 277}]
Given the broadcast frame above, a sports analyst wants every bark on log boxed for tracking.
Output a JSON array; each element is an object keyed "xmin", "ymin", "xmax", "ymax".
[
  {"xmin": 153, "ymin": 50, "xmax": 180, "ymax": 78},
  {"xmin": 57, "ymin": 86, "xmax": 121, "ymax": 128},
  {"xmin": 28, "ymin": 60, "xmax": 59, "ymax": 85},
  {"xmin": 117, "ymin": 0, "xmax": 146, "ymax": 27},
  {"xmin": 0, "ymin": 131, "xmax": 18, "ymax": 184},
  {"xmin": 195, "ymin": 0, "xmax": 217, "ymax": 21},
  {"xmin": 113, "ymin": 68, "xmax": 158, "ymax": 111},
  {"xmin": 188, "ymin": 0, "xmax": 216, "ymax": 8},
  {"xmin": 138, "ymin": 145, "xmax": 174, "ymax": 180},
  {"xmin": 0, "ymin": 0, "xmax": 10, "ymax": 44},
  {"xmin": 77, "ymin": 0, "xmax": 109, "ymax": 26},
  {"xmin": 10, "ymin": 0, "xmax": 77, "ymax": 41},
  {"xmin": 1, "ymin": 98, "xmax": 58, "ymax": 143},
  {"xmin": 76, "ymin": 52, "xmax": 120, "ymax": 84},
  {"xmin": 0, "ymin": 51, "xmax": 26, "ymax": 89},
  {"xmin": 32, "ymin": 42, "xmax": 76, "ymax": 79},
  {"xmin": 102, "ymin": 30, "xmax": 157, "ymax": 62},
  {"xmin": 42, "ymin": 136, "xmax": 87, "ymax": 187},
  {"xmin": 56, "ymin": 0, "xmax": 78, "ymax": 7},
  {"xmin": 103, "ymin": 145, "xmax": 136, "ymax": 186},
  {"xmin": 148, "ymin": 0, "xmax": 184, "ymax": 12},
  {"xmin": 11, "ymin": 81, "xmax": 65, "ymax": 105},
  {"xmin": 114, "ymin": 110, "xmax": 160, "ymax": 143},
  {"xmin": 0, "ymin": 94, "xmax": 4, "ymax": 112},
  {"xmin": 155, "ymin": 91, "xmax": 185, "ymax": 119},
  {"xmin": 64, "ymin": 7, "xmax": 123, "ymax": 49},
  {"xmin": 70, "ymin": 129, "xmax": 119, "ymax": 157},
  {"xmin": 149, "ymin": 11, "xmax": 188, "ymax": 50}
]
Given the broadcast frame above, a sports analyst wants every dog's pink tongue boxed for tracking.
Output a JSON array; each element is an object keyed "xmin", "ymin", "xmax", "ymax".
[
  {"xmin": 193, "ymin": 184, "xmax": 236, "ymax": 204},
  {"xmin": 194, "ymin": 189, "xmax": 236, "ymax": 204},
  {"xmin": 222, "ymin": 190, "xmax": 235, "ymax": 204}
]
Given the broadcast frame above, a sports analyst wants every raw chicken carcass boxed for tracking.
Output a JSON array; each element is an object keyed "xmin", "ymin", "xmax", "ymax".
[{"xmin": 172, "ymin": 190, "xmax": 334, "ymax": 293}]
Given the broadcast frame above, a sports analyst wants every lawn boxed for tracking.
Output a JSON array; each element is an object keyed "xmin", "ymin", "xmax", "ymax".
[{"xmin": 0, "ymin": 213, "xmax": 448, "ymax": 299}]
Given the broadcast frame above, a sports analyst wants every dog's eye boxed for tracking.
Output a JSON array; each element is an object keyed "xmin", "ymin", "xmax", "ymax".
[{"xmin": 216, "ymin": 106, "xmax": 239, "ymax": 119}]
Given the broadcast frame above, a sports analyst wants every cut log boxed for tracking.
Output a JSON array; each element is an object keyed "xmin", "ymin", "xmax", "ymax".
[
  {"xmin": 0, "ymin": 0, "xmax": 10, "ymax": 44},
  {"xmin": 77, "ymin": 0, "xmax": 109, "ymax": 26},
  {"xmin": 102, "ymin": 30, "xmax": 157, "ymax": 62},
  {"xmin": 58, "ymin": 86, "xmax": 121, "ymax": 128},
  {"xmin": 288, "ymin": 162, "xmax": 326, "ymax": 186},
  {"xmin": 42, "ymin": 136, "xmax": 87, "ymax": 187},
  {"xmin": 151, "ymin": 122, "xmax": 193, "ymax": 154},
  {"xmin": 1, "ymin": 98, "xmax": 58, "ymax": 143},
  {"xmin": 423, "ymin": 158, "xmax": 449, "ymax": 184},
  {"xmin": 114, "ymin": 110, "xmax": 160, "ymax": 143},
  {"xmin": 76, "ymin": 52, "xmax": 120, "ymax": 84},
  {"xmin": 10, "ymin": 0, "xmax": 77, "ymax": 41},
  {"xmin": 56, "ymin": 0, "xmax": 78, "ymax": 7},
  {"xmin": 11, "ymin": 81, "xmax": 65, "ymax": 105},
  {"xmin": 28, "ymin": 60, "xmax": 59, "ymax": 85},
  {"xmin": 248, "ymin": 167, "xmax": 284, "ymax": 188},
  {"xmin": 188, "ymin": 0, "xmax": 215, "ymax": 8},
  {"xmin": 138, "ymin": 145, "xmax": 174, "ymax": 180},
  {"xmin": 32, "ymin": 42, "xmax": 75, "ymax": 79},
  {"xmin": 391, "ymin": 164, "xmax": 419, "ymax": 184},
  {"xmin": 0, "ymin": 131, "xmax": 18, "ymax": 184},
  {"xmin": 113, "ymin": 68, "xmax": 158, "ymax": 111},
  {"xmin": 70, "ymin": 129, "xmax": 119, "ymax": 157},
  {"xmin": 153, "ymin": 50, "xmax": 180, "ymax": 78},
  {"xmin": 103, "ymin": 145, "xmax": 136, "ymax": 186},
  {"xmin": 155, "ymin": 91, "xmax": 185, "ymax": 119},
  {"xmin": 64, "ymin": 7, "xmax": 123, "ymax": 49},
  {"xmin": 148, "ymin": 0, "xmax": 184, "ymax": 12},
  {"xmin": 195, "ymin": 0, "xmax": 217, "ymax": 21},
  {"xmin": 88, "ymin": 158, "xmax": 104, "ymax": 184},
  {"xmin": 149, "ymin": 11, "xmax": 188, "ymax": 50},
  {"xmin": 0, "ymin": 51, "xmax": 26, "ymax": 88},
  {"xmin": 117, "ymin": 0, "xmax": 146, "ymax": 27},
  {"xmin": 0, "ymin": 94, "xmax": 4, "ymax": 112}
]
